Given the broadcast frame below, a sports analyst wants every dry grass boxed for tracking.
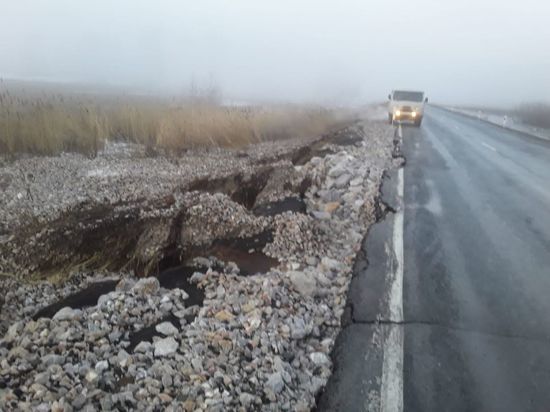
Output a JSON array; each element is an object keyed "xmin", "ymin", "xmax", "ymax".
[
  {"xmin": 515, "ymin": 103, "xmax": 550, "ymax": 130},
  {"xmin": 0, "ymin": 93, "xmax": 109, "ymax": 155},
  {"xmin": 0, "ymin": 86, "xmax": 344, "ymax": 156}
]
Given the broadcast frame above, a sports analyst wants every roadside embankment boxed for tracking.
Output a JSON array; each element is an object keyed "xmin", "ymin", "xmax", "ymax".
[{"xmin": 0, "ymin": 119, "xmax": 399, "ymax": 411}]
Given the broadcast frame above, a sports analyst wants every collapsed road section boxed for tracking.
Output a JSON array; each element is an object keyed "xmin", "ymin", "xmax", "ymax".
[
  {"xmin": 316, "ymin": 164, "xmax": 405, "ymax": 412},
  {"xmin": 0, "ymin": 119, "xmax": 399, "ymax": 411}
]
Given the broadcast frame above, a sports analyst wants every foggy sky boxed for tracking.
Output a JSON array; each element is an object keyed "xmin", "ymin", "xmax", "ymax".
[{"xmin": 1, "ymin": 0, "xmax": 549, "ymax": 106}]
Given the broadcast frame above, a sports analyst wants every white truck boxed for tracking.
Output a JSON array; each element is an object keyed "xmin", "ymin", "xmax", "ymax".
[{"xmin": 388, "ymin": 90, "xmax": 428, "ymax": 126}]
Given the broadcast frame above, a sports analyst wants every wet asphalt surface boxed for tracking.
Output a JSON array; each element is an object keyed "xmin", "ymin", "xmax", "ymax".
[
  {"xmin": 319, "ymin": 107, "xmax": 550, "ymax": 411},
  {"xmin": 403, "ymin": 107, "xmax": 550, "ymax": 412}
]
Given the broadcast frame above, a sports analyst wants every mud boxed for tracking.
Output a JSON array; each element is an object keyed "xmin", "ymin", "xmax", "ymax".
[
  {"xmin": 292, "ymin": 127, "xmax": 362, "ymax": 166},
  {"xmin": 125, "ymin": 264, "xmax": 209, "ymax": 352},
  {"xmin": 4, "ymin": 200, "xmax": 175, "ymax": 279},
  {"xmin": 127, "ymin": 313, "xmax": 181, "ymax": 353},
  {"xmin": 253, "ymin": 196, "xmax": 307, "ymax": 216},
  {"xmin": 250, "ymin": 123, "xmax": 363, "ymax": 167},
  {"xmin": 184, "ymin": 230, "xmax": 279, "ymax": 276},
  {"xmin": 157, "ymin": 265, "xmax": 206, "ymax": 307},
  {"xmin": 187, "ymin": 167, "xmax": 273, "ymax": 209},
  {"xmin": 29, "ymin": 228, "xmax": 276, "ymax": 327},
  {"xmin": 32, "ymin": 279, "xmax": 119, "ymax": 320}
]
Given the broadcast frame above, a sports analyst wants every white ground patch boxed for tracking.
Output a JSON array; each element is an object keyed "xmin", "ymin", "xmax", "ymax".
[{"xmin": 424, "ymin": 179, "xmax": 443, "ymax": 216}]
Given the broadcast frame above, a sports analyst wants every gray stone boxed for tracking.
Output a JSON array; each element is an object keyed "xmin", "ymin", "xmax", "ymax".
[
  {"xmin": 321, "ymin": 257, "xmax": 342, "ymax": 272},
  {"xmin": 318, "ymin": 189, "xmax": 341, "ymax": 203},
  {"xmin": 288, "ymin": 271, "xmax": 316, "ymax": 296},
  {"xmin": 35, "ymin": 403, "xmax": 50, "ymax": 412},
  {"xmin": 100, "ymin": 396, "xmax": 114, "ymax": 411},
  {"xmin": 118, "ymin": 391, "xmax": 137, "ymax": 406},
  {"xmin": 85, "ymin": 369, "xmax": 99, "ymax": 383},
  {"xmin": 305, "ymin": 256, "xmax": 319, "ymax": 266},
  {"xmin": 193, "ymin": 257, "xmax": 211, "ymax": 267},
  {"xmin": 108, "ymin": 330, "xmax": 122, "ymax": 343},
  {"xmin": 174, "ymin": 288, "xmax": 189, "ymax": 300},
  {"xmin": 95, "ymin": 360, "xmax": 109, "ymax": 373},
  {"xmin": 117, "ymin": 350, "xmax": 131, "ymax": 367},
  {"xmin": 309, "ymin": 352, "xmax": 331, "ymax": 366},
  {"xmin": 57, "ymin": 329, "xmax": 72, "ymax": 342},
  {"xmin": 239, "ymin": 392, "xmax": 255, "ymax": 406},
  {"xmin": 334, "ymin": 173, "xmax": 352, "ymax": 188},
  {"xmin": 43, "ymin": 354, "xmax": 65, "ymax": 366},
  {"xmin": 155, "ymin": 322, "xmax": 178, "ymax": 336},
  {"xmin": 134, "ymin": 341, "xmax": 152, "ymax": 353},
  {"xmin": 6, "ymin": 322, "xmax": 23, "ymax": 340},
  {"xmin": 191, "ymin": 358, "xmax": 203, "ymax": 371},
  {"xmin": 154, "ymin": 337, "xmax": 178, "ymax": 357},
  {"xmin": 72, "ymin": 394, "xmax": 87, "ymax": 409},
  {"xmin": 162, "ymin": 373, "xmax": 173, "ymax": 388},
  {"xmin": 265, "ymin": 372, "xmax": 284, "ymax": 394},
  {"xmin": 350, "ymin": 176, "xmax": 363, "ymax": 186},
  {"xmin": 189, "ymin": 272, "xmax": 206, "ymax": 284},
  {"xmin": 281, "ymin": 370, "xmax": 292, "ymax": 384},
  {"xmin": 311, "ymin": 211, "xmax": 331, "ymax": 220},
  {"xmin": 309, "ymin": 376, "xmax": 326, "ymax": 395},
  {"xmin": 97, "ymin": 294, "xmax": 111, "ymax": 308},
  {"xmin": 328, "ymin": 165, "xmax": 346, "ymax": 178},
  {"xmin": 172, "ymin": 309, "xmax": 186, "ymax": 319},
  {"xmin": 160, "ymin": 302, "xmax": 173, "ymax": 313},
  {"xmin": 131, "ymin": 277, "xmax": 160, "ymax": 295},
  {"xmin": 116, "ymin": 278, "xmax": 136, "ymax": 292},
  {"xmin": 34, "ymin": 372, "xmax": 50, "ymax": 385},
  {"xmin": 290, "ymin": 317, "xmax": 308, "ymax": 340},
  {"xmin": 53, "ymin": 307, "xmax": 81, "ymax": 321}
]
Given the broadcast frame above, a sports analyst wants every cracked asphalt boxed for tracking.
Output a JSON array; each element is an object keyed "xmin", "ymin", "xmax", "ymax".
[{"xmin": 318, "ymin": 107, "xmax": 550, "ymax": 411}]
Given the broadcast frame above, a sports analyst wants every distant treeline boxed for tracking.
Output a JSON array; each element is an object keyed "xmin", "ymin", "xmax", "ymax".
[{"xmin": 515, "ymin": 103, "xmax": 550, "ymax": 130}]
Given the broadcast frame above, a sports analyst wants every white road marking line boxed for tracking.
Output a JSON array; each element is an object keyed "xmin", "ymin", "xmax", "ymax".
[
  {"xmin": 398, "ymin": 124, "xmax": 403, "ymax": 139},
  {"xmin": 380, "ymin": 325, "xmax": 404, "ymax": 412},
  {"xmin": 389, "ymin": 168, "xmax": 404, "ymax": 323},
  {"xmin": 481, "ymin": 141, "xmax": 497, "ymax": 152},
  {"xmin": 380, "ymin": 167, "xmax": 404, "ymax": 412}
]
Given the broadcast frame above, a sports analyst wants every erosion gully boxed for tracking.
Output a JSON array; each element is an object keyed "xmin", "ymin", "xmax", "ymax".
[{"xmin": 8, "ymin": 125, "xmax": 368, "ymax": 363}]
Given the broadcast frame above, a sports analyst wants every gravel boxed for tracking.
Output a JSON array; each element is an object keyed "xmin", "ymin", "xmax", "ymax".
[{"xmin": 0, "ymin": 119, "xmax": 398, "ymax": 410}]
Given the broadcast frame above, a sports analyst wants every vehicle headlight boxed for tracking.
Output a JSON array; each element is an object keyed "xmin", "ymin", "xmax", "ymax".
[
  {"xmin": 412, "ymin": 111, "xmax": 417, "ymax": 117},
  {"xmin": 395, "ymin": 110, "xmax": 401, "ymax": 116}
]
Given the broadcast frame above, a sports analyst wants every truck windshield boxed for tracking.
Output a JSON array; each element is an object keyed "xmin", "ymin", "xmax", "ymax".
[{"xmin": 393, "ymin": 91, "xmax": 424, "ymax": 102}]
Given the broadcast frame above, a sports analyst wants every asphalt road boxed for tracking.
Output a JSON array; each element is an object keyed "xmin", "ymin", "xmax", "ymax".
[{"xmin": 318, "ymin": 106, "xmax": 550, "ymax": 411}]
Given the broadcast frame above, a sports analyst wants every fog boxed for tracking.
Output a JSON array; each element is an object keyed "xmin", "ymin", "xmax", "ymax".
[{"xmin": 1, "ymin": 0, "xmax": 549, "ymax": 106}]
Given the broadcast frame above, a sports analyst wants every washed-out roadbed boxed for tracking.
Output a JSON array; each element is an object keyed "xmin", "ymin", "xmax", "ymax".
[{"xmin": 0, "ymin": 118, "xmax": 398, "ymax": 411}]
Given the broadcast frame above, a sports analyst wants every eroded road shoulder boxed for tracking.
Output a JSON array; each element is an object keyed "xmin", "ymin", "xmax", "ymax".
[
  {"xmin": 0, "ymin": 120, "xmax": 399, "ymax": 410},
  {"xmin": 317, "ymin": 125, "xmax": 405, "ymax": 412}
]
